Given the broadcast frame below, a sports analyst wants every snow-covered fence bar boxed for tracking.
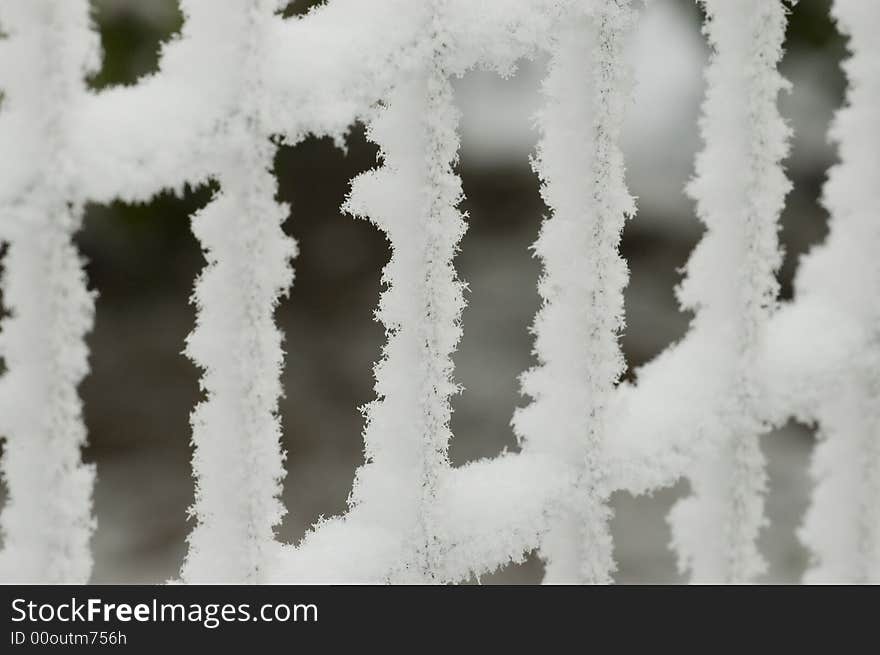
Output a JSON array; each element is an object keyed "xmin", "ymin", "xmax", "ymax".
[
  {"xmin": 340, "ymin": 0, "xmax": 467, "ymax": 583},
  {"xmin": 513, "ymin": 0, "xmax": 636, "ymax": 585},
  {"xmin": 0, "ymin": 0, "xmax": 875, "ymax": 584},
  {"xmin": 794, "ymin": 0, "xmax": 880, "ymax": 583},
  {"xmin": 667, "ymin": 0, "xmax": 791, "ymax": 584},
  {"xmin": 0, "ymin": 0, "xmax": 573, "ymax": 207},
  {"xmin": 0, "ymin": 0, "xmax": 99, "ymax": 584},
  {"xmin": 179, "ymin": 0, "xmax": 297, "ymax": 585}
]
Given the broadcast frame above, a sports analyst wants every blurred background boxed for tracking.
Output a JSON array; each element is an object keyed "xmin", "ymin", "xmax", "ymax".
[{"xmin": 3, "ymin": 0, "xmax": 847, "ymax": 583}]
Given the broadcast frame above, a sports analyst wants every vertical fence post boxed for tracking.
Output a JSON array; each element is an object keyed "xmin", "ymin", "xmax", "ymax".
[
  {"xmin": 513, "ymin": 0, "xmax": 636, "ymax": 584},
  {"xmin": 0, "ymin": 0, "xmax": 101, "ymax": 583},
  {"xmin": 668, "ymin": 0, "xmax": 791, "ymax": 583},
  {"xmin": 344, "ymin": 1, "xmax": 465, "ymax": 583},
  {"xmin": 799, "ymin": 0, "xmax": 880, "ymax": 583},
  {"xmin": 180, "ymin": 0, "xmax": 296, "ymax": 584}
]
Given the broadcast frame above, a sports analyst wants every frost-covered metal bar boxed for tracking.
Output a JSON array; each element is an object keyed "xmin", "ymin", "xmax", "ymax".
[
  {"xmin": 340, "ymin": 1, "xmax": 465, "ymax": 583},
  {"xmin": 668, "ymin": 0, "xmax": 791, "ymax": 583},
  {"xmin": 180, "ymin": 0, "xmax": 296, "ymax": 584},
  {"xmin": 513, "ymin": 0, "xmax": 636, "ymax": 584},
  {"xmin": 0, "ymin": 0, "xmax": 575, "ymax": 209},
  {"xmin": 797, "ymin": 0, "xmax": 880, "ymax": 583},
  {"xmin": 0, "ymin": 0, "xmax": 100, "ymax": 583}
]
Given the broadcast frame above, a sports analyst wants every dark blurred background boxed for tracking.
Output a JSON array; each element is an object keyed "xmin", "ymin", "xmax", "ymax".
[{"xmin": 5, "ymin": 0, "xmax": 846, "ymax": 582}]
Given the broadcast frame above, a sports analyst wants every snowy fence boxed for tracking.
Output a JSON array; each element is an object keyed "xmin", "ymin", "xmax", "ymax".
[{"xmin": 0, "ymin": 0, "xmax": 876, "ymax": 584}]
